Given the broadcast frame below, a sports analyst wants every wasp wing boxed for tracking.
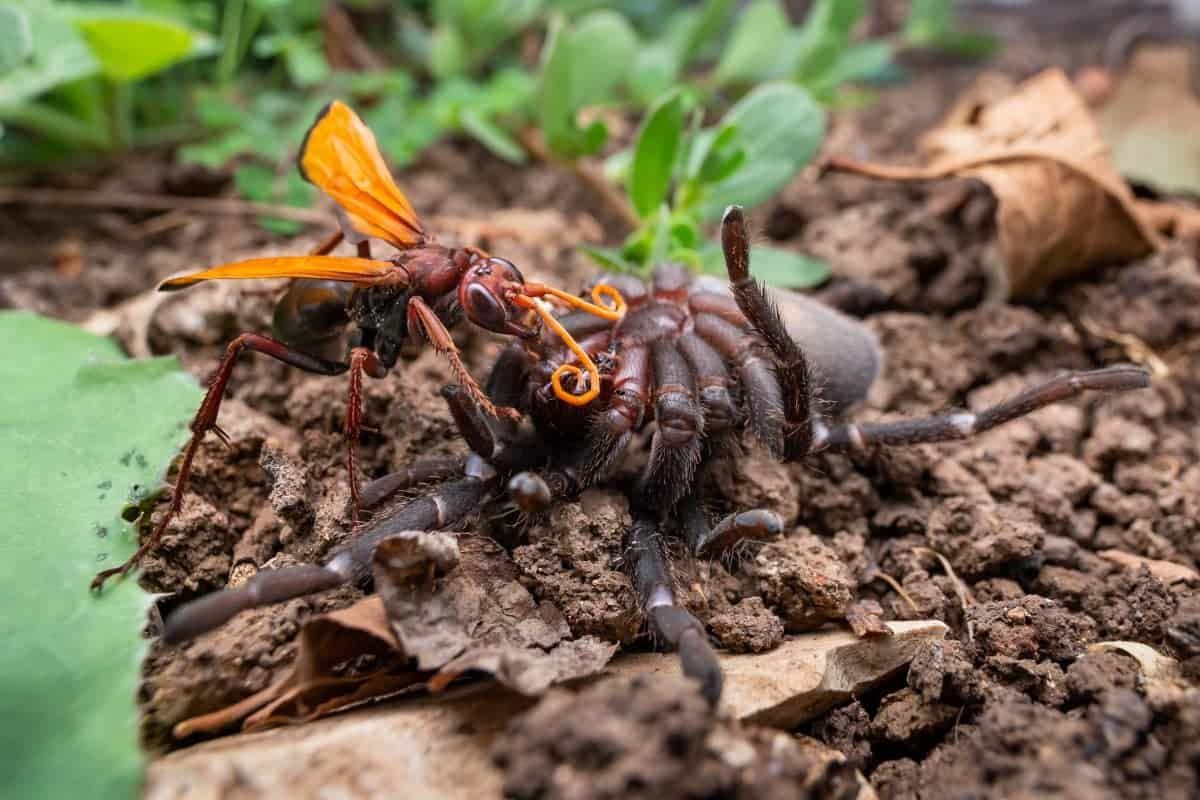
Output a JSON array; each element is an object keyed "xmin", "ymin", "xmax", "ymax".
[
  {"xmin": 299, "ymin": 100, "xmax": 425, "ymax": 250},
  {"xmin": 159, "ymin": 256, "xmax": 400, "ymax": 292}
]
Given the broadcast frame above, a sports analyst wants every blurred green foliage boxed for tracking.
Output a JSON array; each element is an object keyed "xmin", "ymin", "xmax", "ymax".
[
  {"xmin": 0, "ymin": 312, "xmax": 201, "ymax": 800},
  {"xmin": 0, "ymin": 0, "xmax": 993, "ymax": 279}
]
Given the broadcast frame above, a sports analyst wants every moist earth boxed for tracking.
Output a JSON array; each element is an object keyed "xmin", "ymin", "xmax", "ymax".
[{"xmin": 4, "ymin": 16, "xmax": 1199, "ymax": 799}]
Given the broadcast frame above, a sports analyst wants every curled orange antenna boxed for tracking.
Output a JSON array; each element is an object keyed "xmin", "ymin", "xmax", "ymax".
[
  {"xmin": 524, "ymin": 282, "xmax": 626, "ymax": 321},
  {"xmin": 515, "ymin": 283, "xmax": 626, "ymax": 405}
]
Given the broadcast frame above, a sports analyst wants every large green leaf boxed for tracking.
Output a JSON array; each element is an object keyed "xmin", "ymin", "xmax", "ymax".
[
  {"xmin": 0, "ymin": 4, "xmax": 33, "ymax": 75},
  {"xmin": 0, "ymin": 312, "xmax": 201, "ymax": 800},
  {"xmin": 712, "ymin": 0, "xmax": 789, "ymax": 87},
  {"xmin": 72, "ymin": 10, "xmax": 209, "ymax": 82},
  {"xmin": 0, "ymin": 2, "xmax": 97, "ymax": 106},
  {"xmin": 697, "ymin": 82, "xmax": 825, "ymax": 219},
  {"xmin": 538, "ymin": 10, "xmax": 637, "ymax": 157}
]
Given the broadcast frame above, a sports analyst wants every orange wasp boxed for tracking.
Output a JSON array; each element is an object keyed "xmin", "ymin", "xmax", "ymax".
[{"xmin": 92, "ymin": 100, "xmax": 625, "ymax": 591}]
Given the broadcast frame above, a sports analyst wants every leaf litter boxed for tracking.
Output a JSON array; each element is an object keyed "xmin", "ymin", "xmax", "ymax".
[
  {"xmin": 175, "ymin": 530, "xmax": 617, "ymax": 737},
  {"xmin": 822, "ymin": 68, "xmax": 1200, "ymax": 297}
]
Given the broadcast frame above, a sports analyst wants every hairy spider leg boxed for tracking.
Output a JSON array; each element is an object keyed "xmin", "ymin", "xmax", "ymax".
[
  {"xmin": 161, "ymin": 473, "xmax": 491, "ymax": 644},
  {"xmin": 813, "ymin": 366, "xmax": 1151, "ymax": 452},
  {"xmin": 582, "ymin": 344, "xmax": 649, "ymax": 485},
  {"xmin": 162, "ymin": 348, "xmax": 562, "ymax": 644},
  {"xmin": 691, "ymin": 311, "xmax": 786, "ymax": 458},
  {"xmin": 627, "ymin": 513, "xmax": 723, "ymax": 706},
  {"xmin": 636, "ymin": 340, "xmax": 704, "ymax": 508},
  {"xmin": 677, "ymin": 481, "xmax": 783, "ymax": 559},
  {"xmin": 720, "ymin": 206, "xmax": 815, "ymax": 456},
  {"xmin": 358, "ymin": 457, "xmax": 466, "ymax": 509}
]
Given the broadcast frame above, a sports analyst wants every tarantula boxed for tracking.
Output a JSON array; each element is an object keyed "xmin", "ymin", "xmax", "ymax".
[{"xmin": 163, "ymin": 207, "xmax": 1150, "ymax": 705}]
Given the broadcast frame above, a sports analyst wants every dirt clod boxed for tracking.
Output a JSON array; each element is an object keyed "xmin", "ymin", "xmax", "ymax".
[
  {"xmin": 743, "ymin": 533, "xmax": 854, "ymax": 632},
  {"xmin": 495, "ymin": 674, "xmax": 868, "ymax": 800},
  {"xmin": 707, "ymin": 597, "xmax": 784, "ymax": 654}
]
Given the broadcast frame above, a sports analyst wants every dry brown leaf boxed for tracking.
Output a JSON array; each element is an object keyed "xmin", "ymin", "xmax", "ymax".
[
  {"xmin": 174, "ymin": 532, "xmax": 616, "ymax": 737},
  {"xmin": 378, "ymin": 534, "xmax": 616, "ymax": 695},
  {"xmin": 1094, "ymin": 43, "xmax": 1200, "ymax": 196},
  {"xmin": 825, "ymin": 68, "xmax": 1163, "ymax": 297},
  {"xmin": 151, "ymin": 623, "xmax": 946, "ymax": 799},
  {"xmin": 173, "ymin": 596, "xmax": 422, "ymax": 738}
]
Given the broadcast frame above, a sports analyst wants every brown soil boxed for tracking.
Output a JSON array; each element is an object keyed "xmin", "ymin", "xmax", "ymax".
[{"xmin": 6, "ymin": 10, "xmax": 1199, "ymax": 799}]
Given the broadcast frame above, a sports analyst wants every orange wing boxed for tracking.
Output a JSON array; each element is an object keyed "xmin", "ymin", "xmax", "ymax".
[
  {"xmin": 159, "ymin": 256, "xmax": 400, "ymax": 292},
  {"xmin": 299, "ymin": 100, "xmax": 426, "ymax": 250}
]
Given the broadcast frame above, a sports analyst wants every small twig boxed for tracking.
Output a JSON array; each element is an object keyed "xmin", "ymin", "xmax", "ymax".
[
  {"xmin": 868, "ymin": 569, "xmax": 920, "ymax": 616},
  {"xmin": 0, "ymin": 187, "xmax": 329, "ymax": 225},
  {"xmin": 914, "ymin": 546, "xmax": 975, "ymax": 641},
  {"xmin": 518, "ymin": 127, "xmax": 641, "ymax": 231}
]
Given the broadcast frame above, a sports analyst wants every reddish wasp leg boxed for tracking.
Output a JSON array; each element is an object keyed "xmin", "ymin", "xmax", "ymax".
[
  {"xmin": 91, "ymin": 334, "xmax": 349, "ymax": 592},
  {"xmin": 312, "ymin": 229, "xmax": 345, "ymax": 256},
  {"xmin": 406, "ymin": 296, "xmax": 519, "ymax": 421},
  {"xmin": 346, "ymin": 346, "xmax": 387, "ymax": 525}
]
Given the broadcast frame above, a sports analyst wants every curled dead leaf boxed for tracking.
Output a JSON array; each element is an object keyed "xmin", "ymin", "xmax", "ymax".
[
  {"xmin": 1094, "ymin": 43, "xmax": 1200, "ymax": 197},
  {"xmin": 824, "ymin": 69, "xmax": 1164, "ymax": 297},
  {"xmin": 173, "ymin": 532, "xmax": 616, "ymax": 737}
]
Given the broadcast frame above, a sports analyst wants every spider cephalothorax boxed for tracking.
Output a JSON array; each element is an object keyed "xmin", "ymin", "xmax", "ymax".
[{"xmin": 162, "ymin": 206, "xmax": 1150, "ymax": 708}]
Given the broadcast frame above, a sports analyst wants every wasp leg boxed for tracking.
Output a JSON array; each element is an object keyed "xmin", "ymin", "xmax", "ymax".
[{"xmin": 92, "ymin": 334, "xmax": 348, "ymax": 592}]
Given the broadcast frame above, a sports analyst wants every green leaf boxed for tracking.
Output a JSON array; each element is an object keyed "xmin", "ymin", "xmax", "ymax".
[
  {"xmin": 0, "ymin": 2, "xmax": 97, "ymax": 106},
  {"xmin": 713, "ymin": 0, "xmax": 789, "ymax": 87},
  {"xmin": 782, "ymin": 0, "xmax": 866, "ymax": 86},
  {"xmin": 902, "ymin": 0, "xmax": 996, "ymax": 57},
  {"xmin": 697, "ymin": 82, "xmax": 825, "ymax": 220},
  {"xmin": 628, "ymin": 42, "xmax": 679, "ymax": 108},
  {"xmin": 913, "ymin": 29, "xmax": 997, "ymax": 58},
  {"xmin": 563, "ymin": 10, "xmax": 637, "ymax": 110},
  {"xmin": 902, "ymin": 0, "xmax": 952, "ymax": 43},
  {"xmin": 73, "ymin": 11, "xmax": 206, "ymax": 82},
  {"xmin": 0, "ymin": 312, "xmax": 200, "ymax": 800},
  {"xmin": 699, "ymin": 243, "xmax": 830, "ymax": 287},
  {"xmin": 434, "ymin": 0, "xmax": 542, "ymax": 63},
  {"xmin": 233, "ymin": 164, "xmax": 313, "ymax": 235},
  {"xmin": 630, "ymin": 91, "xmax": 683, "ymax": 219},
  {"xmin": 538, "ymin": 10, "xmax": 637, "ymax": 158},
  {"xmin": 430, "ymin": 24, "xmax": 468, "ymax": 78},
  {"xmin": 233, "ymin": 162, "xmax": 277, "ymax": 202},
  {"xmin": 676, "ymin": 0, "xmax": 732, "ymax": 64},
  {"xmin": 283, "ymin": 38, "xmax": 329, "ymax": 87},
  {"xmin": 461, "ymin": 108, "xmax": 527, "ymax": 163},
  {"xmin": 0, "ymin": 5, "xmax": 33, "ymax": 75},
  {"xmin": 582, "ymin": 244, "xmax": 635, "ymax": 272}
]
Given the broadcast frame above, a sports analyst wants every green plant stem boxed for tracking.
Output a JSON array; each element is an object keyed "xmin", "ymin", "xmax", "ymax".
[
  {"xmin": 0, "ymin": 102, "xmax": 111, "ymax": 150},
  {"xmin": 106, "ymin": 81, "xmax": 133, "ymax": 152},
  {"xmin": 216, "ymin": 0, "xmax": 246, "ymax": 84},
  {"xmin": 132, "ymin": 124, "xmax": 206, "ymax": 149}
]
